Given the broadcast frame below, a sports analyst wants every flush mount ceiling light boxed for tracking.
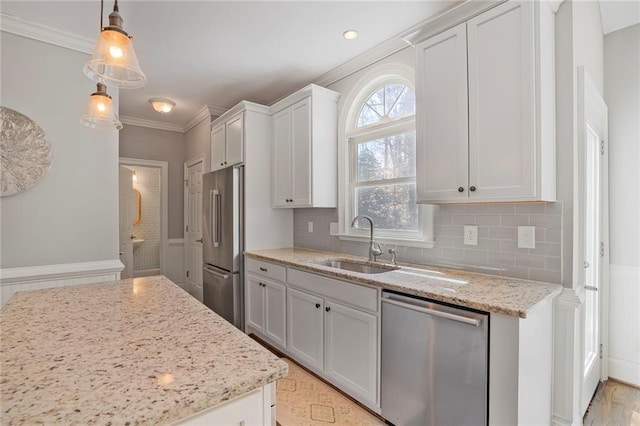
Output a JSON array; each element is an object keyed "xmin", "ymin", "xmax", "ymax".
[
  {"xmin": 83, "ymin": 0, "xmax": 146, "ymax": 89},
  {"xmin": 343, "ymin": 30, "xmax": 358, "ymax": 40},
  {"xmin": 149, "ymin": 98, "xmax": 176, "ymax": 113},
  {"xmin": 80, "ymin": 83, "xmax": 123, "ymax": 130}
]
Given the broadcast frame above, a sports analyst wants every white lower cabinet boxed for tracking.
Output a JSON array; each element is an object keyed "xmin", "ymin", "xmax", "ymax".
[
  {"xmin": 246, "ymin": 274, "xmax": 286, "ymax": 348},
  {"xmin": 324, "ymin": 300, "xmax": 378, "ymax": 405},
  {"xmin": 286, "ymin": 287, "xmax": 324, "ymax": 372}
]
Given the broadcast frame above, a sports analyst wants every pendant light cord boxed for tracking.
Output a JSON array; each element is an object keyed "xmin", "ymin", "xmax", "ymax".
[{"xmin": 99, "ymin": 0, "xmax": 103, "ymax": 31}]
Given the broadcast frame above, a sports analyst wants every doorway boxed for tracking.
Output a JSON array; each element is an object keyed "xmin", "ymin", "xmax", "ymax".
[
  {"xmin": 184, "ymin": 154, "xmax": 205, "ymax": 301},
  {"xmin": 578, "ymin": 68, "xmax": 609, "ymax": 414},
  {"xmin": 119, "ymin": 158, "xmax": 169, "ymax": 278}
]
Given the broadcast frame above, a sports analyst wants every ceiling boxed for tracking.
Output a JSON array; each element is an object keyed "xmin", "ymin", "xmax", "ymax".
[
  {"xmin": 3, "ymin": 1, "xmax": 638, "ymax": 128},
  {"xmin": 1, "ymin": 1, "xmax": 460, "ymax": 127}
]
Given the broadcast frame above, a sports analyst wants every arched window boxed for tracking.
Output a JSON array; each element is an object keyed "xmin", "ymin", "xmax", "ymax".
[{"xmin": 338, "ymin": 67, "xmax": 433, "ymax": 246}]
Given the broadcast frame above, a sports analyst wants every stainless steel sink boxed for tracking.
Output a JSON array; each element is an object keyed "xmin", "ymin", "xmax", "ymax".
[{"xmin": 316, "ymin": 259, "xmax": 399, "ymax": 274}]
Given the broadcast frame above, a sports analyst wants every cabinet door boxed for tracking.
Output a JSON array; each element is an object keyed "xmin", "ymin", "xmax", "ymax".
[
  {"xmin": 264, "ymin": 280, "xmax": 286, "ymax": 348},
  {"xmin": 467, "ymin": 1, "xmax": 535, "ymax": 200},
  {"xmin": 272, "ymin": 108, "xmax": 291, "ymax": 207},
  {"xmin": 245, "ymin": 274, "xmax": 264, "ymax": 333},
  {"xmin": 225, "ymin": 112, "xmax": 244, "ymax": 167},
  {"xmin": 416, "ymin": 23, "xmax": 469, "ymax": 202},
  {"xmin": 290, "ymin": 98, "xmax": 312, "ymax": 207},
  {"xmin": 211, "ymin": 123, "xmax": 226, "ymax": 172},
  {"xmin": 287, "ymin": 287, "xmax": 324, "ymax": 371},
  {"xmin": 324, "ymin": 301, "xmax": 378, "ymax": 405}
]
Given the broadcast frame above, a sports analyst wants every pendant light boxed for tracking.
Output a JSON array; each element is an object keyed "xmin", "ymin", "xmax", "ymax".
[
  {"xmin": 80, "ymin": 83, "xmax": 123, "ymax": 130},
  {"xmin": 83, "ymin": 0, "xmax": 146, "ymax": 88}
]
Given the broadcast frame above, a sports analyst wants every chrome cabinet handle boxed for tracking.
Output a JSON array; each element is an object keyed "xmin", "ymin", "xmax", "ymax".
[{"xmin": 585, "ymin": 285, "xmax": 598, "ymax": 292}]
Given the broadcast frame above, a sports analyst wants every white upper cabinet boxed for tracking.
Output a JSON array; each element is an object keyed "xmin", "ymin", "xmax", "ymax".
[
  {"xmin": 271, "ymin": 84, "xmax": 340, "ymax": 208},
  {"xmin": 415, "ymin": 1, "xmax": 556, "ymax": 203},
  {"xmin": 211, "ymin": 111, "xmax": 244, "ymax": 172}
]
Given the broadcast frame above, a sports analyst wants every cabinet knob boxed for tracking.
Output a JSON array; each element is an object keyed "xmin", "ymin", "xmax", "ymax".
[
  {"xmin": 220, "ymin": 162, "xmax": 224, "ymax": 166},
  {"xmin": 458, "ymin": 187, "xmax": 464, "ymax": 192},
  {"xmin": 224, "ymin": 161, "xmax": 227, "ymax": 165},
  {"xmin": 470, "ymin": 186, "xmax": 476, "ymax": 192},
  {"xmin": 259, "ymin": 283, "xmax": 265, "ymax": 287},
  {"xmin": 325, "ymin": 307, "xmax": 331, "ymax": 312},
  {"xmin": 315, "ymin": 303, "xmax": 320, "ymax": 309}
]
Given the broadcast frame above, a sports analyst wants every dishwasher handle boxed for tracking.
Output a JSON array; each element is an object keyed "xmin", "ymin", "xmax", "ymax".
[{"xmin": 382, "ymin": 294, "xmax": 483, "ymax": 327}]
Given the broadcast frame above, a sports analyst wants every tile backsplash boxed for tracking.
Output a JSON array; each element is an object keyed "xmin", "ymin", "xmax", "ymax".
[{"xmin": 293, "ymin": 202, "xmax": 562, "ymax": 284}]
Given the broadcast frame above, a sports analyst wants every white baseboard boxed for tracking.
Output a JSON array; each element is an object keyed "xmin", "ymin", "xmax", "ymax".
[
  {"xmin": 0, "ymin": 260, "xmax": 123, "ymax": 306},
  {"xmin": 608, "ymin": 264, "xmax": 640, "ymax": 387}
]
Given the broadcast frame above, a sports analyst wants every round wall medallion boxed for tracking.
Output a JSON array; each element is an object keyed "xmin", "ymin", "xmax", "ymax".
[{"xmin": 0, "ymin": 107, "xmax": 53, "ymax": 197}]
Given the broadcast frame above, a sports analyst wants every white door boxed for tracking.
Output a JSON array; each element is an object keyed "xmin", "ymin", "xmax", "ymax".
[
  {"xmin": 272, "ymin": 108, "xmax": 291, "ymax": 207},
  {"xmin": 185, "ymin": 158, "xmax": 204, "ymax": 297},
  {"xmin": 580, "ymin": 68, "xmax": 608, "ymax": 414},
  {"xmin": 287, "ymin": 287, "xmax": 324, "ymax": 372},
  {"xmin": 118, "ymin": 166, "xmax": 134, "ymax": 279},
  {"xmin": 211, "ymin": 123, "xmax": 226, "ymax": 172},
  {"xmin": 264, "ymin": 280, "xmax": 287, "ymax": 348},
  {"xmin": 416, "ymin": 23, "xmax": 469, "ymax": 202},
  {"xmin": 324, "ymin": 300, "xmax": 378, "ymax": 405},
  {"xmin": 225, "ymin": 112, "xmax": 244, "ymax": 167},
  {"xmin": 246, "ymin": 274, "xmax": 265, "ymax": 333},
  {"xmin": 467, "ymin": 1, "xmax": 535, "ymax": 200}
]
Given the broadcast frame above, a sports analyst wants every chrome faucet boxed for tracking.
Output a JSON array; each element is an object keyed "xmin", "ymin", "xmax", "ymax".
[{"xmin": 351, "ymin": 215, "xmax": 383, "ymax": 262}]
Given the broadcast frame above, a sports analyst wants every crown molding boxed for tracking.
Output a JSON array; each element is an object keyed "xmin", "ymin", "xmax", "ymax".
[
  {"xmin": 0, "ymin": 13, "xmax": 94, "ymax": 54},
  {"xmin": 120, "ymin": 116, "xmax": 184, "ymax": 133},
  {"xmin": 183, "ymin": 105, "xmax": 228, "ymax": 133}
]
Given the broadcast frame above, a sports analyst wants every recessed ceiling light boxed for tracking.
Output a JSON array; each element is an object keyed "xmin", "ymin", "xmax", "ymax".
[
  {"xmin": 149, "ymin": 98, "xmax": 176, "ymax": 113},
  {"xmin": 343, "ymin": 30, "xmax": 358, "ymax": 40}
]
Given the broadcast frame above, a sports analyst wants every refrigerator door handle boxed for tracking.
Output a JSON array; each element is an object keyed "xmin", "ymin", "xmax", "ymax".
[
  {"xmin": 210, "ymin": 189, "xmax": 220, "ymax": 248},
  {"xmin": 203, "ymin": 264, "xmax": 230, "ymax": 279},
  {"xmin": 214, "ymin": 190, "xmax": 222, "ymax": 247}
]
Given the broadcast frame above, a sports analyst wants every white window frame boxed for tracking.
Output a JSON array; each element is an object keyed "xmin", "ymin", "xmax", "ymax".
[{"xmin": 337, "ymin": 63, "xmax": 435, "ymax": 248}]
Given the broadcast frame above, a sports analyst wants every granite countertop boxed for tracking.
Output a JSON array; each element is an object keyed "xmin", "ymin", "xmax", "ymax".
[
  {"xmin": 0, "ymin": 276, "xmax": 288, "ymax": 425},
  {"xmin": 245, "ymin": 247, "xmax": 562, "ymax": 319}
]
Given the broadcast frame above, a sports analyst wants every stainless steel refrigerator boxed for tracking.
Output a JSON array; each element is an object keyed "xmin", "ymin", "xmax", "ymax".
[{"xmin": 202, "ymin": 166, "xmax": 244, "ymax": 330}]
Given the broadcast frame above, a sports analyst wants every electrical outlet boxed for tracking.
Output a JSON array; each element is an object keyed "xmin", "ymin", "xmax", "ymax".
[
  {"xmin": 307, "ymin": 221, "xmax": 313, "ymax": 233},
  {"xmin": 464, "ymin": 225, "xmax": 478, "ymax": 246},
  {"xmin": 518, "ymin": 226, "xmax": 535, "ymax": 249},
  {"xmin": 329, "ymin": 222, "xmax": 339, "ymax": 236}
]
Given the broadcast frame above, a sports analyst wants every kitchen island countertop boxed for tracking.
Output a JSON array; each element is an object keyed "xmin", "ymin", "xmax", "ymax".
[
  {"xmin": 0, "ymin": 276, "xmax": 287, "ymax": 425},
  {"xmin": 245, "ymin": 247, "xmax": 562, "ymax": 318}
]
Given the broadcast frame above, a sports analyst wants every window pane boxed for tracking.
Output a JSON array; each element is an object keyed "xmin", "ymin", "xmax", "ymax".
[
  {"xmin": 355, "ymin": 184, "xmax": 418, "ymax": 231},
  {"xmin": 356, "ymin": 131, "xmax": 416, "ymax": 182},
  {"xmin": 388, "ymin": 86, "xmax": 415, "ymax": 118}
]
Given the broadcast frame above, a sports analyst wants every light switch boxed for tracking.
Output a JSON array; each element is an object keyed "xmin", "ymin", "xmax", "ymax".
[
  {"xmin": 329, "ymin": 222, "xmax": 339, "ymax": 236},
  {"xmin": 464, "ymin": 225, "xmax": 478, "ymax": 246},
  {"xmin": 518, "ymin": 226, "xmax": 535, "ymax": 249},
  {"xmin": 307, "ymin": 221, "xmax": 313, "ymax": 233}
]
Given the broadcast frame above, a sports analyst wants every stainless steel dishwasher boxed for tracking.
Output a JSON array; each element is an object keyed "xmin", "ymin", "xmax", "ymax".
[{"xmin": 381, "ymin": 291, "xmax": 489, "ymax": 426}]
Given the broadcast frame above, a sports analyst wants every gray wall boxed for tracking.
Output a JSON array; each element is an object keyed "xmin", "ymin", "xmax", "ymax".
[
  {"xmin": 0, "ymin": 33, "xmax": 119, "ymax": 268},
  {"xmin": 185, "ymin": 116, "xmax": 213, "ymax": 173},
  {"xmin": 119, "ymin": 125, "xmax": 185, "ymax": 239},
  {"xmin": 293, "ymin": 39, "xmax": 563, "ymax": 283},
  {"xmin": 604, "ymin": 24, "xmax": 640, "ymax": 268}
]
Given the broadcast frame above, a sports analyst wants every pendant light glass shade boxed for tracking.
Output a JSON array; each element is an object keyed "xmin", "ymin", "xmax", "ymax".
[
  {"xmin": 80, "ymin": 83, "xmax": 123, "ymax": 130},
  {"xmin": 83, "ymin": 2, "xmax": 146, "ymax": 89}
]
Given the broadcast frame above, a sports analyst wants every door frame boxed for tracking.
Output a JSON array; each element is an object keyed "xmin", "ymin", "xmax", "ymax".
[
  {"xmin": 119, "ymin": 157, "xmax": 169, "ymax": 277},
  {"xmin": 576, "ymin": 67, "xmax": 610, "ymax": 409},
  {"xmin": 184, "ymin": 154, "xmax": 206, "ymax": 292}
]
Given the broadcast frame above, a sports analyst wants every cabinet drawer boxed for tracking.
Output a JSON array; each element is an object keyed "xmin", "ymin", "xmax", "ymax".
[
  {"xmin": 288, "ymin": 268, "xmax": 378, "ymax": 313},
  {"xmin": 246, "ymin": 258, "xmax": 286, "ymax": 282}
]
